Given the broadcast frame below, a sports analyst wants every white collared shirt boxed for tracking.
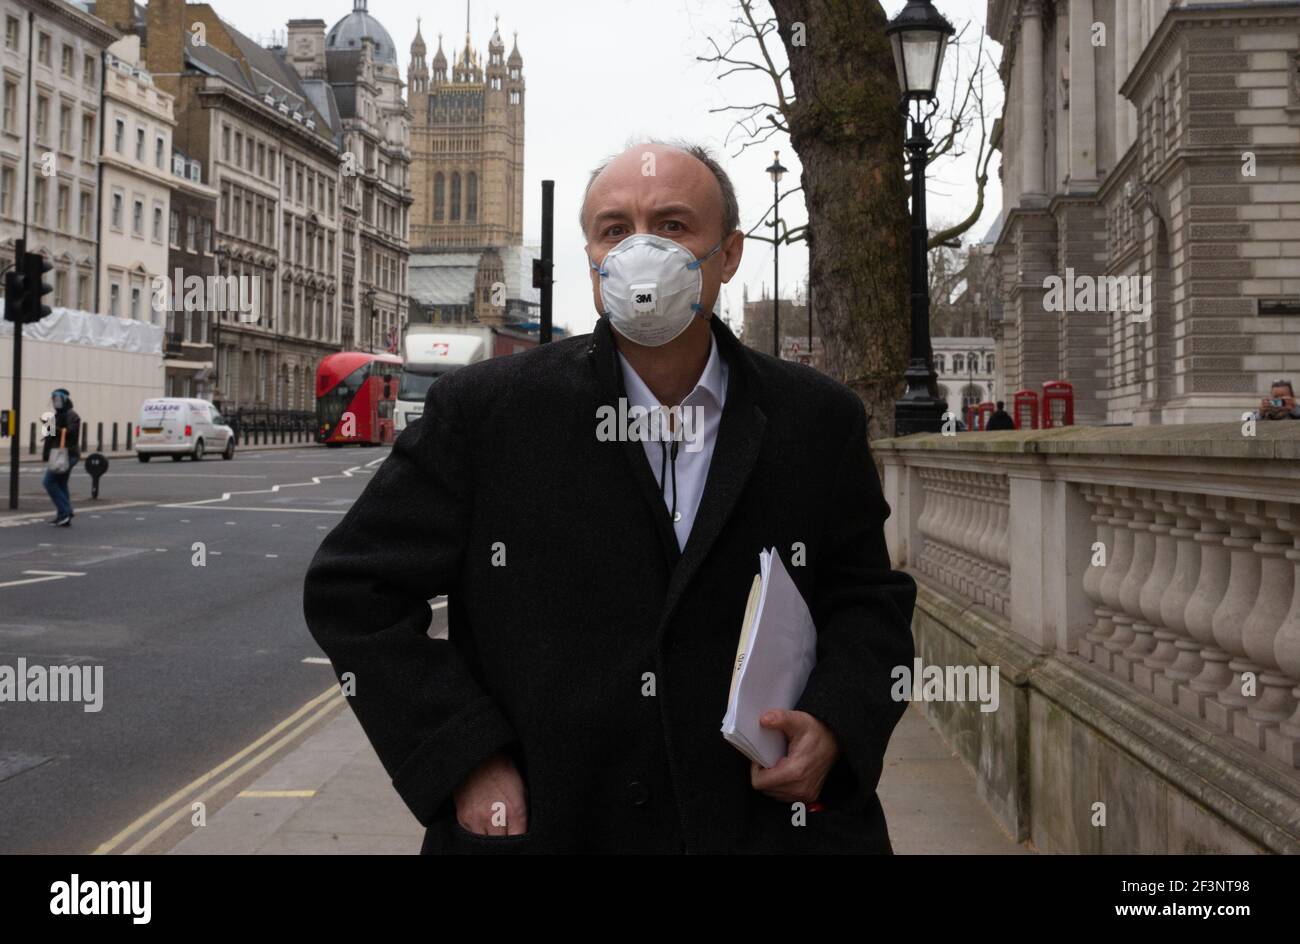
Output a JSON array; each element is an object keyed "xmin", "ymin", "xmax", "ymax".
[{"xmin": 616, "ymin": 333, "xmax": 729, "ymax": 551}]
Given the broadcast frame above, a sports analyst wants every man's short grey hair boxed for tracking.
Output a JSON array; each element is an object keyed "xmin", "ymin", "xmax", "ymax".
[{"xmin": 578, "ymin": 138, "xmax": 741, "ymax": 238}]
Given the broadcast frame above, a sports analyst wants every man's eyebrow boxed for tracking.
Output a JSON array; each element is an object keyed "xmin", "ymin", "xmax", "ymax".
[{"xmin": 650, "ymin": 203, "xmax": 700, "ymax": 218}]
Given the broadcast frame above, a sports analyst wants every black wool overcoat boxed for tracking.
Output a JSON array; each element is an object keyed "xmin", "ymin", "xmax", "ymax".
[{"xmin": 302, "ymin": 314, "xmax": 917, "ymax": 854}]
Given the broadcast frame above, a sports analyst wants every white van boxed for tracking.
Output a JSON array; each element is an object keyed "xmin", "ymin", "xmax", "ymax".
[{"xmin": 135, "ymin": 398, "xmax": 235, "ymax": 462}]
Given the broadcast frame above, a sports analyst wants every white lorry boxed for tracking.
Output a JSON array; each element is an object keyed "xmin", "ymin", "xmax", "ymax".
[{"xmin": 394, "ymin": 325, "xmax": 493, "ymax": 433}]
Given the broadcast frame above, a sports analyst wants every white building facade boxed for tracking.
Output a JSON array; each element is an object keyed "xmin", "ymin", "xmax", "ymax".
[
  {"xmin": 0, "ymin": 0, "xmax": 116, "ymax": 309},
  {"xmin": 98, "ymin": 34, "xmax": 173, "ymax": 324}
]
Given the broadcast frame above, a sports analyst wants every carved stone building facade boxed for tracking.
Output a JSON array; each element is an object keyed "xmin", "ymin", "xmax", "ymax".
[
  {"xmin": 988, "ymin": 0, "xmax": 1300, "ymax": 425},
  {"xmin": 283, "ymin": 1, "xmax": 412, "ymax": 355},
  {"xmin": 406, "ymin": 14, "xmax": 526, "ymax": 329}
]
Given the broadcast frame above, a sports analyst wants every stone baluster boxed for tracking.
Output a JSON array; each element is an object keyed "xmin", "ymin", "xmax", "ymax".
[
  {"xmin": 1082, "ymin": 484, "xmax": 1116, "ymax": 658},
  {"xmin": 1270, "ymin": 505, "xmax": 1300, "ymax": 768},
  {"xmin": 1236, "ymin": 502, "xmax": 1297, "ymax": 749},
  {"xmin": 1154, "ymin": 492, "xmax": 1204, "ymax": 707},
  {"xmin": 916, "ymin": 468, "xmax": 940, "ymax": 580},
  {"xmin": 1134, "ymin": 491, "xmax": 1179, "ymax": 692},
  {"xmin": 975, "ymin": 474, "xmax": 1001, "ymax": 609},
  {"xmin": 1206, "ymin": 499, "xmax": 1265, "ymax": 735},
  {"xmin": 992, "ymin": 486, "xmax": 1011, "ymax": 615},
  {"xmin": 1180, "ymin": 495, "xmax": 1235, "ymax": 720},
  {"xmin": 1099, "ymin": 488, "xmax": 1138, "ymax": 677},
  {"xmin": 1116, "ymin": 492, "xmax": 1159, "ymax": 680}
]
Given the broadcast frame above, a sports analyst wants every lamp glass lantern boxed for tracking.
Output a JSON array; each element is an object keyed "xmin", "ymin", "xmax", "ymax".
[
  {"xmin": 885, "ymin": 0, "xmax": 956, "ymax": 101},
  {"xmin": 766, "ymin": 150, "xmax": 787, "ymax": 183}
]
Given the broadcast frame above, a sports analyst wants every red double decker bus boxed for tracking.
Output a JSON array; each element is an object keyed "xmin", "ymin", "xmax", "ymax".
[{"xmin": 315, "ymin": 352, "xmax": 403, "ymax": 446}]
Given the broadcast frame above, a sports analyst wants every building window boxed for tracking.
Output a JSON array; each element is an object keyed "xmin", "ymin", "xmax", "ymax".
[
  {"xmin": 155, "ymin": 135, "xmax": 165, "ymax": 168},
  {"xmin": 130, "ymin": 285, "xmax": 142, "ymax": 320},
  {"xmin": 111, "ymin": 190, "xmax": 123, "ymax": 229},
  {"xmin": 953, "ymin": 354, "xmax": 965, "ymax": 373},
  {"xmin": 2, "ymin": 81, "xmax": 14, "ymax": 133},
  {"xmin": 0, "ymin": 166, "xmax": 13, "ymax": 218},
  {"xmin": 77, "ymin": 274, "xmax": 90, "ymax": 309},
  {"xmin": 57, "ymin": 184, "xmax": 69, "ymax": 230},
  {"xmin": 35, "ymin": 95, "xmax": 49, "ymax": 143},
  {"xmin": 84, "ymin": 54, "xmax": 96, "ymax": 87},
  {"xmin": 109, "ymin": 283, "xmax": 121, "ymax": 317},
  {"xmin": 37, "ymin": 31, "xmax": 50, "ymax": 66},
  {"xmin": 257, "ymin": 142, "xmax": 265, "ymax": 177},
  {"xmin": 222, "ymin": 125, "xmax": 231, "ymax": 162},
  {"xmin": 114, "ymin": 117, "xmax": 125, "ymax": 153},
  {"xmin": 79, "ymin": 190, "xmax": 92, "ymax": 236},
  {"xmin": 135, "ymin": 126, "xmax": 145, "ymax": 161},
  {"xmin": 203, "ymin": 218, "xmax": 213, "ymax": 253},
  {"xmin": 450, "ymin": 172, "xmax": 461, "ymax": 221},
  {"xmin": 132, "ymin": 197, "xmax": 144, "ymax": 235},
  {"xmin": 32, "ymin": 178, "xmax": 45, "ymax": 225},
  {"xmin": 152, "ymin": 202, "xmax": 164, "ymax": 242},
  {"xmin": 170, "ymin": 209, "xmax": 180, "ymax": 247},
  {"xmin": 61, "ymin": 43, "xmax": 73, "ymax": 76},
  {"xmin": 4, "ymin": 16, "xmax": 18, "ymax": 51},
  {"xmin": 187, "ymin": 215, "xmax": 197, "ymax": 252},
  {"xmin": 234, "ymin": 131, "xmax": 242, "ymax": 167},
  {"xmin": 467, "ymin": 172, "xmax": 477, "ymax": 223},
  {"xmin": 58, "ymin": 105, "xmax": 71, "ymax": 152},
  {"xmin": 54, "ymin": 269, "xmax": 67, "ymax": 306},
  {"xmin": 985, "ymin": 353, "xmax": 995, "ymax": 373},
  {"xmin": 81, "ymin": 114, "xmax": 94, "ymax": 160}
]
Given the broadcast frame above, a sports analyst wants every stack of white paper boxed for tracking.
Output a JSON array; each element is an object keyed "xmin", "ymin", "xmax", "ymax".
[{"xmin": 720, "ymin": 548, "xmax": 817, "ymax": 768}]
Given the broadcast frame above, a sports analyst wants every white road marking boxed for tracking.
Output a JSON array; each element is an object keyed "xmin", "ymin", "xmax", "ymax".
[
  {"xmin": 301, "ymin": 657, "xmax": 331, "ymax": 665},
  {"xmin": 0, "ymin": 569, "xmax": 87, "ymax": 589},
  {"xmin": 174, "ymin": 505, "xmax": 347, "ymax": 515},
  {"xmin": 157, "ymin": 456, "xmax": 386, "ymax": 510}
]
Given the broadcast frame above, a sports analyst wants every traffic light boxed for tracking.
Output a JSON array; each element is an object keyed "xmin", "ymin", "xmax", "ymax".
[
  {"xmin": 21, "ymin": 250, "xmax": 53, "ymax": 323},
  {"xmin": 2, "ymin": 268, "xmax": 24, "ymax": 323}
]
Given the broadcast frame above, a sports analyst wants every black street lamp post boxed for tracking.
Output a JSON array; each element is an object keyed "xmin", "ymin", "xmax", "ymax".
[
  {"xmin": 887, "ymin": 0, "xmax": 955, "ymax": 436},
  {"xmin": 766, "ymin": 150, "xmax": 787, "ymax": 359}
]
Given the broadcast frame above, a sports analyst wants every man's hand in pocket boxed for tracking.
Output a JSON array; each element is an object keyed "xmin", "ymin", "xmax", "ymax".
[{"xmin": 452, "ymin": 751, "xmax": 528, "ymax": 835}]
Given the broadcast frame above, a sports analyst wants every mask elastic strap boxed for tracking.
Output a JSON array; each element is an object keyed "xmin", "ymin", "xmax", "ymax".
[
  {"xmin": 685, "ymin": 240, "xmax": 723, "ymax": 272},
  {"xmin": 589, "ymin": 259, "xmax": 608, "ymax": 278}
]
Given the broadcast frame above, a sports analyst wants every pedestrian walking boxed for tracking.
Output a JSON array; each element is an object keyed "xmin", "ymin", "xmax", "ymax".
[{"xmin": 42, "ymin": 388, "xmax": 81, "ymax": 526}]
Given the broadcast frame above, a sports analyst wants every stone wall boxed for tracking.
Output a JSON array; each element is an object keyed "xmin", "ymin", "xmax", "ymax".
[{"xmin": 877, "ymin": 422, "xmax": 1300, "ymax": 852}]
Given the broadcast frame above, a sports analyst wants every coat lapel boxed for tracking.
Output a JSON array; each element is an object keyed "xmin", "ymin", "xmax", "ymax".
[
  {"xmin": 588, "ymin": 315, "xmax": 769, "ymax": 639},
  {"xmin": 588, "ymin": 318, "xmax": 683, "ymax": 569},
  {"xmin": 656, "ymin": 316, "xmax": 766, "ymax": 639}
]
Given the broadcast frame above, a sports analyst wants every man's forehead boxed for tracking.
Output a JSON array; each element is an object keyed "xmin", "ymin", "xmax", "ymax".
[{"xmin": 587, "ymin": 146, "xmax": 721, "ymax": 212}]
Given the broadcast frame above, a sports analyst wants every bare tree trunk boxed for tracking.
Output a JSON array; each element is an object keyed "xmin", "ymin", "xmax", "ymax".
[{"xmin": 768, "ymin": 0, "xmax": 909, "ymax": 440}]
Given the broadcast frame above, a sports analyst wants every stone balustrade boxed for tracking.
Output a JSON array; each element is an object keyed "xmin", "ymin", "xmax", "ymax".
[{"xmin": 875, "ymin": 422, "xmax": 1300, "ymax": 851}]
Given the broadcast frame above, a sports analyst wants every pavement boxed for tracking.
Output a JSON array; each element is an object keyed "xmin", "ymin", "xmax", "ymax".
[{"xmin": 166, "ymin": 698, "xmax": 1030, "ymax": 855}]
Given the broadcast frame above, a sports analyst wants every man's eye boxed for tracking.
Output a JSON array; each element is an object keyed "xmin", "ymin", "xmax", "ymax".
[
  {"xmin": 662, "ymin": 221, "xmax": 684, "ymax": 232},
  {"xmin": 604, "ymin": 226, "xmax": 626, "ymax": 239}
]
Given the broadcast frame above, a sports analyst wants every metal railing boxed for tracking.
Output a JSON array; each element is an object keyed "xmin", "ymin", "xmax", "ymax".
[{"xmin": 227, "ymin": 408, "xmax": 314, "ymax": 446}]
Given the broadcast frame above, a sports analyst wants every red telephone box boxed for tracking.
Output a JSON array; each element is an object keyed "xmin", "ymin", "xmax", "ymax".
[
  {"xmin": 976, "ymin": 401, "xmax": 995, "ymax": 431},
  {"xmin": 1041, "ymin": 381, "xmax": 1075, "ymax": 428},
  {"xmin": 1013, "ymin": 389, "xmax": 1039, "ymax": 430}
]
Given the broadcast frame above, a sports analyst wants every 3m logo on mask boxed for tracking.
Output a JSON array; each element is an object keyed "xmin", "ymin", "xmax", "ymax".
[{"xmin": 630, "ymin": 282, "xmax": 658, "ymax": 315}]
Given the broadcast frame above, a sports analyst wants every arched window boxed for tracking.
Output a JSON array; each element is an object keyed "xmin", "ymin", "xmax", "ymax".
[
  {"xmin": 953, "ymin": 354, "xmax": 965, "ymax": 373},
  {"xmin": 961, "ymin": 384, "xmax": 983, "ymax": 410},
  {"xmin": 935, "ymin": 353, "xmax": 946, "ymax": 373},
  {"xmin": 467, "ymin": 172, "xmax": 477, "ymax": 222},
  {"xmin": 434, "ymin": 173, "xmax": 444, "ymax": 221},
  {"xmin": 985, "ymin": 353, "xmax": 995, "ymax": 373},
  {"xmin": 450, "ymin": 173, "xmax": 461, "ymax": 221}
]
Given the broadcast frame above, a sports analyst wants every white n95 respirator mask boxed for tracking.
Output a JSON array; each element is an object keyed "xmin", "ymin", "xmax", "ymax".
[{"xmin": 590, "ymin": 233, "xmax": 722, "ymax": 346}]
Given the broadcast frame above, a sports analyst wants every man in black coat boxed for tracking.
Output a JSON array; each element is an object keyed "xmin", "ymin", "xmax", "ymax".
[
  {"xmin": 303, "ymin": 142, "xmax": 916, "ymax": 854},
  {"xmin": 985, "ymin": 401, "xmax": 1016, "ymax": 431}
]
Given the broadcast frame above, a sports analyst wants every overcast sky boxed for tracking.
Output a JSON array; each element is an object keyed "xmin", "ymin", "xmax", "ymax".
[{"xmin": 216, "ymin": 0, "xmax": 1003, "ymax": 337}]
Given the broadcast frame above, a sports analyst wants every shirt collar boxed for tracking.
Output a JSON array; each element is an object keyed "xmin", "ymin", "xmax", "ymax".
[{"xmin": 616, "ymin": 330, "xmax": 728, "ymax": 411}]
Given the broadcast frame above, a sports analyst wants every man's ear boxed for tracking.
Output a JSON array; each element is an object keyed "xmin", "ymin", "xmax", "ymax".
[{"xmin": 719, "ymin": 229, "xmax": 745, "ymax": 283}]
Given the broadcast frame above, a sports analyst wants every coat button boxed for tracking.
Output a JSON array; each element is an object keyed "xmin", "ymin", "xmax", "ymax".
[{"xmin": 626, "ymin": 779, "xmax": 650, "ymax": 807}]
